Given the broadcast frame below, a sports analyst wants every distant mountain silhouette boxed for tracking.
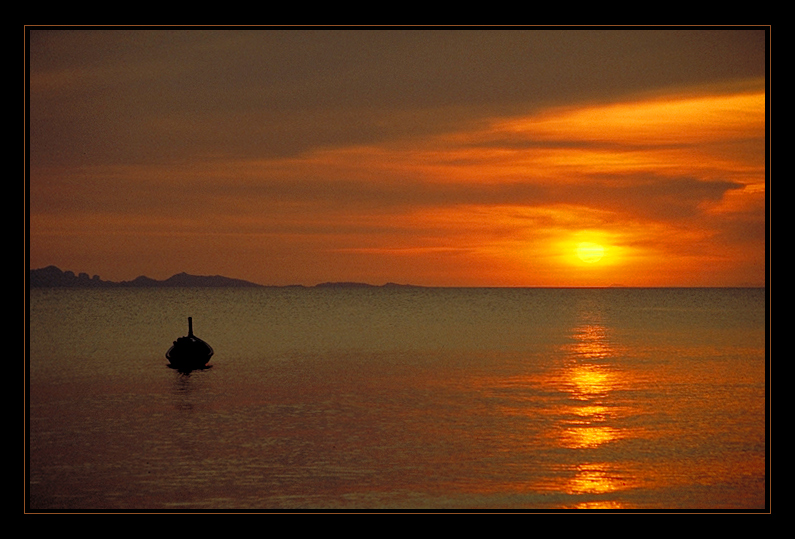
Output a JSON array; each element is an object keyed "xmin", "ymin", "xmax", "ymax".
[
  {"xmin": 29, "ymin": 266, "xmax": 424, "ymax": 289},
  {"xmin": 29, "ymin": 266, "xmax": 264, "ymax": 288},
  {"xmin": 314, "ymin": 281, "xmax": 377, "ymax": 288},
  {"xmin": 315, "ymin": 281, "xmax": 421, "ymax": 289}
]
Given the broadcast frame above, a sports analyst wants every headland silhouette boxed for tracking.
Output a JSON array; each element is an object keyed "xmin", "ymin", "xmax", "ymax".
[
  {"xmin": 28, "ymin": 265, "xmax": 422, "ymax": 289},
  {"xmin": 29, "ymin": 265, "xmax": 265, "ymax": 288}
]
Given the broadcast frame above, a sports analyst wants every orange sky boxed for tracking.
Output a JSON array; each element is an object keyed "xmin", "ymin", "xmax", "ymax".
[{"xmin": 27, "ymin": 29, "xmax": 768, "ymax": 286}]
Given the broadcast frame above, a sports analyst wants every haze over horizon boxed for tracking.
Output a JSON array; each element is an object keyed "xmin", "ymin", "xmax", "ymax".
[{"xmin": 28, "ymin": 28, "xmax": 768, "ymax": 287}]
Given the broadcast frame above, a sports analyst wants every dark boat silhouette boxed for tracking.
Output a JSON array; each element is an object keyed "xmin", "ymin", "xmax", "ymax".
[{"xmin": 166, "ymin": 317, "xmax": 214, "ymax": 370}]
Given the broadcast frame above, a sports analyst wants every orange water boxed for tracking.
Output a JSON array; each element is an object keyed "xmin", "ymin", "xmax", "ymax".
[{"xmin": 28, "ymin": 287, "xmax": 767, "ymax": 510}]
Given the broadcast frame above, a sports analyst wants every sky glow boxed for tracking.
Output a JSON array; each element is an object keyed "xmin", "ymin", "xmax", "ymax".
[{"xmin": 28, "ymin": 28, "xmax": 768, "ymax": 287}]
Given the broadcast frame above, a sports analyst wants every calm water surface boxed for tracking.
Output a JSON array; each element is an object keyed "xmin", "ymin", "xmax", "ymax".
[{"xmin": 28, "ymin": 287, "xmax": 767, "ymax": 510}]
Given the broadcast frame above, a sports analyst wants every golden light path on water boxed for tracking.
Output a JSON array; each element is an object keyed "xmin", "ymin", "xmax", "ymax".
[
  {"xmin": 552, "ymin": 315, "xmax": 644, "ymax": 508},
  {"xmin": 477, "ymin": 300, "xmax": 649, "ymax": 509}
]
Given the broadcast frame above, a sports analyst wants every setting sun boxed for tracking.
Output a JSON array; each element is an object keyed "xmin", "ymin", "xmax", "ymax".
[{"xmin": 577, "ymin": 242, "xmax": 605, "ymax": 264}]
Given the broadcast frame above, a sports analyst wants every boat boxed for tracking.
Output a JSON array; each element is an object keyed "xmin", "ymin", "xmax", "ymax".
[{"xmin": 166, "ymin": 317, "xmax": 214, "ymax": 370}]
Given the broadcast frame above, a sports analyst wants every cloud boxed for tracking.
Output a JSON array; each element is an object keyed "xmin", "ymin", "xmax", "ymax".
[
  {"xmin": 29, "ymin": 29, "xmax": 767, "ymax": 166},
  {"xmin": 28, "ymin": 28, "xmax": 767, "ymax": 286}
]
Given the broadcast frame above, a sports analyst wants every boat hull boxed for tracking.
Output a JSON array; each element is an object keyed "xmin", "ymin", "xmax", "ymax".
[{"xmin": 166, "ymin": 336, "xmax": 214, "ymax": 370}]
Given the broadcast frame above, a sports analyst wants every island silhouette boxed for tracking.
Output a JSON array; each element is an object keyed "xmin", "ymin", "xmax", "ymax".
[
  {"xmin": 28, "ymin": 266, "xmax": 420, "ymax": 289},
  {"xmin": 28, "ymin": 266, "xmax": 264, "ymax": 288}
]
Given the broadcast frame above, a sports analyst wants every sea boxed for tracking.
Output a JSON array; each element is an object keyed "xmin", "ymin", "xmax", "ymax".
[{"xmin": 27, "ymin": 286, "xmax": 768, "ymax": 511}]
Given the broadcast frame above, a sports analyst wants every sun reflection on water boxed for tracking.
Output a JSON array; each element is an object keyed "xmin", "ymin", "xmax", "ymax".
[
  {"xmin": 568, "ymin": 323, "xmax": 612, "ymax": 360},
  {"xmin": 537, "ymin": 459, "xmax": 645, "ymax": 508},
  {"xmin": 486, "ymin": 305, "xmax": 649, "ymax": 507},
  {"xmin": 556, "ymin": 357, "xmax": 626, "ymax": 449},
  {"xmin": 565, "ymin": 363, "xmax": 614, "ymax": 400},
  {"xmin": 566, "ymin": 463, "xmax": 626, "ymax": 495},
  {"xmin": 549, "ymin": 316, "xmax": 641, "ymax": 502},
  {"xmin": 560, "ymin": 424, "xmax": 622, "ymax": 449}
]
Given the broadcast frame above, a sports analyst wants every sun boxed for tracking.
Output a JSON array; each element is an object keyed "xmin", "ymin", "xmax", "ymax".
[{"xmin": 576, "ymin": 242, "xmax": 604, "ymax": 263}]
